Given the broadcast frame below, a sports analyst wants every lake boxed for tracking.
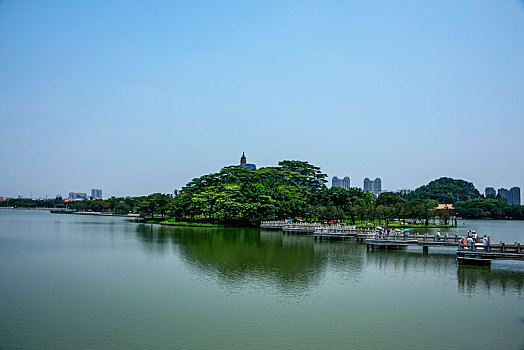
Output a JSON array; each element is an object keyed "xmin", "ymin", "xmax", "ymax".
[{"xmin": 0, "ymin": 209, "xmax": 523, "ymax": 349}]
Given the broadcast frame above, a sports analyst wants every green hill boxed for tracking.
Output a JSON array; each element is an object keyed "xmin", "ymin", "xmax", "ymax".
[{"xmin": 406, "ymin": 177, "xmax": 480, "ymax": 203}]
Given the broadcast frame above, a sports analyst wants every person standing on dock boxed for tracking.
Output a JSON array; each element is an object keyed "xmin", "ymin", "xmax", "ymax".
[{"xmin": 436, "ymin": 230, "xmax": 441, "ymax": 240}]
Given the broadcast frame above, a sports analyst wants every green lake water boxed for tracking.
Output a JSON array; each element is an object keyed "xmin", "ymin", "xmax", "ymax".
[{"xmin": 1, "ymin": 210, "xmax": 523, "ymax": 349}]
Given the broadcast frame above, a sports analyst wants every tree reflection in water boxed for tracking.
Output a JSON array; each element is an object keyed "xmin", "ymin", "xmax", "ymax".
[
  {"xmin": 135, "ymin": 224, "xmax": 523, "ymax": 297},
  {"xmin": 135, "ymin": 225, "xmax": 367, "ymax": 295},
  {"xmin": 457, "ymin": 265, "xmax": 524, "ymax": 296}
]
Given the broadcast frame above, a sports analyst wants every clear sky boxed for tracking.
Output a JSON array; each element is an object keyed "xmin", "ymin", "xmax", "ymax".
[{"xmin": 1, "ymin": 0, "xmax": 523, "ymax": 200}]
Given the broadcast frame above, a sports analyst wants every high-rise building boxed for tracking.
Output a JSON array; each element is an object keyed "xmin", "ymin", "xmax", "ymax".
[
  {"xmin": 363, "ymin": 178, "xmax": 372, "ymax": 193},
  {"xmin": 332, "ymin": 176, "xmax": 350, "ymax": 190},
  {"xmin": 374, "ymin": 178, "xmax": 382, "ymax": 195},
  {"xmin": 240, "ymin": 152, "xmax": 256, "ymax": 170},
  {"xmin": 493, "ymin": 186, "xmax": 521, "ymax": 205},
  {"xmin": 509, "ymin": 187, "xmax": 521, "ymax": 206},
  {"xmin": 363, "ymin": 177, "xmax": 382, "ymax": 196},
  {"xmin": 498, "ymin": 188, "xmax": 510, "ymax": 203},
  {"xmin": 485, "ymin": 187, "xmax": 496, "ymax": 198},
  {"xmin": 69, "ymin": 192, "xmax": 87, "ymax": 200},
  {"xmin": 91, "ymin": 189, "xmax": 103, "ymax": 200}
]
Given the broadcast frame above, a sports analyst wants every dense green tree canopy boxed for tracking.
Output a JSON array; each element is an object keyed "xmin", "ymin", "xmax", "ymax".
[
  {"xmin": 3, "ymin": 167, "xmax": 522, "ymax": 224},
  {"xmin": 376, "ymin": 192, "xmax": 406, "ymax": 207},
  {"xmin": 405, "ymin": 177, "xmax": 480, "ymax": 203},
  {"xmin": 455, "ymin": 198, "xmax": 524, "ymax": 219},
  {"xmin": 172, "ymin": 162, "xmax": 319, "ymax": 225},
  {"xmin": 277, "ymin": 160, "xmax": 327, "ymax": 192}
]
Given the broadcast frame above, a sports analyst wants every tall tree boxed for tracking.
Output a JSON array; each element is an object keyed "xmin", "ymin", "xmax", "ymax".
[{"xmin": 278, "ymin": 160, "xmax": 327, "ymax": 192}]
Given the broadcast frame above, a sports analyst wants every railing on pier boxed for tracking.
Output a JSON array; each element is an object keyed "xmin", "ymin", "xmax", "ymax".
[
  {"xmin": 263, "ymin": 221, "xmax": 523, "ymax": 262},
  {"xmin": 367, "ymin": 233, "xmax": 463, "ymax": 245},
  {"xmin": 260, "ymin": 221, "xmax": 357, "ymax": 234},
  {"xmin": 456, "ymin": 241, "xmax": 524, "ymax": 263},
  {"xmin": 457, "ymin": 241, "xmax": 523, "ymax": 259},
  {"xmin": 314, "ymin": 227, "xmax": 373, "ymax": 235},
  {"xmin": 282, "ymin": 223, "xmax": 323, "ymax": 233},
  {"xmin": 457, "ymin": 241, "xmax": 521, "ymax": 253},
  {"xmin": 260, "ymin": 220, "xmax": 287, "ymax": 229},
  {"xmin": 314, "ymin": 227, "xmax": 376, "ymax": 241},
  {"xmin": 313, "ymin": 229, "xmax": 464, "ymax": 244}
]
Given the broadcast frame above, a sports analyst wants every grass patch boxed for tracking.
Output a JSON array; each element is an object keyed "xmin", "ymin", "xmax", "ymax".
[{"xmin": 144, "ymin": 219, "xmax": 233, "ymax": 228}]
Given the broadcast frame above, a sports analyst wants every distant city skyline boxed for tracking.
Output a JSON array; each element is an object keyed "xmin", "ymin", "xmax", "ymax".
[
  {"xmin": 510, "ymin": 187, "xmax": 521, "ymax": 206},
  {"xmin": 332, "ymin": 176, "xmax": 350, "ymax": 190},
  {"xmin": 1, "ymin": 168, "xmax": 523, "ymax": 205},
  {"xmin": 1, "ymin": 164, "xmax": 522, "ymax": 205},
  {"xmin": 497, "ymin": 187, "xmax": 521, "ymax": 206},
  {"xmin": 91, "ymin": 189, "xmax": 103, "ymax": 200},
  {"xmin": 68, "ymin": 192, "xmax": 87, "ymax": 200},
  {"xmin": 1, "ymin": 1, "xmax": 523, "ymax": 199},
  {"xmin": 485, "ymin": 187, "xmax": 497, "ymax": 198},
  {"xmin": 363, "ymin": 178, "xmax": 382, "ymax": 196},
  {"xmin": 485, "ymin": 186, "xmax": 521, "ymax": 205}
]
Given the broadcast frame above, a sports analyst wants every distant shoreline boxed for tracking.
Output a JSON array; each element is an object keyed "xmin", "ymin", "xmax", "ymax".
[
  {"xmin": 3, "ymin": 208, "xmax": 523, "ymax": 223},
  {"xmin": 0, "ymin": 207, "xmax": 58, "ymax": 210},
  {"xmin": 144, "ymin": 219, "xmax": 239, "ymax": 228},
  {"xmin": 49, "ymin": 209, "xmax": 140, "ymax": 217}
]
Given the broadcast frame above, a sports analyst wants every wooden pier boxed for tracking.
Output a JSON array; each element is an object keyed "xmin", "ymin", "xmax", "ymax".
[
  {"xmin": 260, "ymin": 221, "xmax": 354, "ymax": 234},
  {"xmin": 316, "ymin": 229, "xmax": 524, "ymax": 264},
  {"xmin": 282, "ymin": 223, "xmax": 324, "ymax": 234},
  {"xmin": 456, "ymin": 242, "xmax": 523, "ymax": 265},
  {"xmin": 364, "ymin": 234, "xmax": 463, "ymax": 253},
  {"xmin": 261, "ymin": 221, "xmax": 524, "ymax": 265},
  {"xmin": 363, "ymin": 234, "xmax": 523, "ymax": 265},
  {"xmin": 314, "ymin": 227, "xmax": 375, "ymax": 242},
  {"xmin": 260, "ymin": 221, "xmax": 286, "ymax": 229}
]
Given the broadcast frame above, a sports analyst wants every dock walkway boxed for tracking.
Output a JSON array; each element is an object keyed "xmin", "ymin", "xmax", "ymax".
[
  {"xmin": 261, "ymin": 221, "xmax": 524, "ymax": 265},
  {"xmin": 363, "ymin": 234, "xmax": 463, "ymax": 253},
  {"xmin": 363, "ymin": 235, "xmax": 523, "ymax": 264},
  {"xmin": 260, "ymin": 221, "xmax": 354, "ymax": 234},
  {"xmin": 456, "ymin": 242, "xmax": 523, "ymax": 264}
]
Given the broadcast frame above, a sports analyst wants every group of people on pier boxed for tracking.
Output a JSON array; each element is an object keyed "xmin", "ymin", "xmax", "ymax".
[{"xmin": 459, "ymin": 230, "xmax": 489, "ymax": 246}]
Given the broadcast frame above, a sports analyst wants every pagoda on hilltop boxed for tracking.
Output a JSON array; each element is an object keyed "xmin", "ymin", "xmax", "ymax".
[{"xmin": 240, "ymin": 152, "xmax": 256, "ymax": 170}]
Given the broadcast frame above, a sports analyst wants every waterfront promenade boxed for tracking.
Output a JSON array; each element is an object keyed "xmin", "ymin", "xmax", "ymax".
[{"xmin": 260, "ymin": 220, "xmax": 524, "ymax": 265}]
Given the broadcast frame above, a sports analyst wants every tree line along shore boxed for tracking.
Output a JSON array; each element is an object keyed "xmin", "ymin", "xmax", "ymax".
[{"xmin": 2, "ymin": 161, "xmax": 523, "ymax": 227}]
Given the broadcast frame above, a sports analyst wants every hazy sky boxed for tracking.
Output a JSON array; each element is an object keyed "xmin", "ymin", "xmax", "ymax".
[{"xmin": 1, "ymin": 0, "xmax": 523, "ymax": 199}]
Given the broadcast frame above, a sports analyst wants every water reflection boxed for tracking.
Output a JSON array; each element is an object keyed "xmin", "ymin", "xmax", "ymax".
[
  {"xmin": 364, "ymin": 246, "xmax": 524, "ymax": 295},
  {"xmin": 135, "ymin": 226, "xmax": 368, "ymax": 294},
  {"xmin": 457, "ymin": 265, "xmax": 524, "ymax": 296},
  {"xmin": 312, "ymin": 240, "xmax": 366, "ymax": 270},
  {"xmin": 312, "ymin": 240, "xmax": 367, "ymax": 286},
  {"xmin": 365, "ymin": 249, "xmax": 458, "ymax": 273},
  {"xmin": 173, "ymin": 227, "xmax": 325, "ymax": 294},
  {"xmin": 135, "ymin": 224, "xmax": 172, "ymax": 257},
  {"xmin": 135, "ymin": 224, "xmax": 524, "ymax": 296}
]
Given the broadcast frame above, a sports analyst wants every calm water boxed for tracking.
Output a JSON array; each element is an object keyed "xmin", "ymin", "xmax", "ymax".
[{"xmin": 1, "ymin": 210, "xmax": 523, "ymax": 350}]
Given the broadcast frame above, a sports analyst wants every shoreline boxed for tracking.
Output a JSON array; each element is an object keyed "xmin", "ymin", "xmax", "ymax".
[
  {"xmin": 49, "ymin": 210, "xmax": 140, "ymax": 217},
  {"xmin": 3, "ymin": 207, "xmax": 524, "ymax": 223},
  {"xmin": 143, "ymin": 218, "xmax": 246, "ymax": 228}
]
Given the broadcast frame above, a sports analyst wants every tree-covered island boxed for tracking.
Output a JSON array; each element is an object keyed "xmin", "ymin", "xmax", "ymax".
[{"xmin": 4, "ymin": 160, "xmax": 522, "ymax": 226}]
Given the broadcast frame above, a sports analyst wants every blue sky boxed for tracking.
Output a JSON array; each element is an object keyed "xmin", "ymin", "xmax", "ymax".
[{"xmin": 1, "ymin": 0, "xmax": 523, "ymax": 200}]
